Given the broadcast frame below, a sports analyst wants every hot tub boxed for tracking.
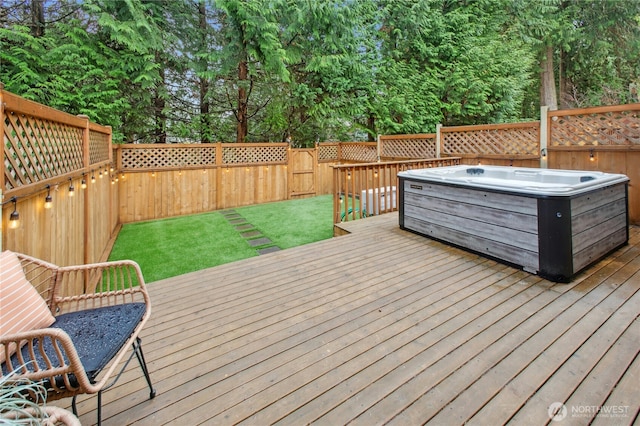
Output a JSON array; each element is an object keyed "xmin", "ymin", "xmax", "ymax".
[{"xmin": 398, "ymin": 165, "xmax": 629, "ymax": 282}]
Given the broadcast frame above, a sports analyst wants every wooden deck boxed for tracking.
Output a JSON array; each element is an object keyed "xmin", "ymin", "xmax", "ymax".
[{"xmin": 70, "ymin": 213, "xmax": 639, "ymax": 425}]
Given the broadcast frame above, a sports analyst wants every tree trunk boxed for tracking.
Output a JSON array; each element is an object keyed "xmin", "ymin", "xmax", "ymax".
[
  {"xmin": 155, "ymin": 55, "xmax": 167, "ymax": 144},
  {"xmin": 30, "ymin": 0, "xmax": 45, "ymax": 37},
  {"xmin": 367, "ymin": 114, "xmax": 376, "ymax": 142},
  {"xmin": 540, "ymin": 44, "xmax": 558, "ymax": 110},
  {"xmin": 237, "ymin": 59, "xmax": 248, "ymax": 143},
  {"xmin": 198, "ymin": 1, "xmax": 211, "ymax": 143}
]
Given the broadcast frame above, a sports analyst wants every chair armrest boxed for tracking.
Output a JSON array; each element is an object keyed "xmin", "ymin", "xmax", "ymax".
[
  {"xmin": 1, "ymin": 328, "xmax": 98, "ymax": 394},
  {"xmin": 50, "ymin": 260, "xmax": 151, "ymax": 317}
]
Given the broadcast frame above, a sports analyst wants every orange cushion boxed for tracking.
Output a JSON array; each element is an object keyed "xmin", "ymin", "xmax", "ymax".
[{"xmin": 0, "ymin": 251, "xmax": 56, "ymax": 363}]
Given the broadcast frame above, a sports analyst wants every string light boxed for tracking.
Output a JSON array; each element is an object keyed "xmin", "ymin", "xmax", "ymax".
[
  {"xmin": 81, "ymin": 174, "xmax": 87, "ymax": 189},
  {"xmin": 541, "ymin": 148, "xmax": 547, "ymax": 160},
  {"xmin": 68, "ymin": 178, "xmax": 75, "ymax": 196},
  {"xmin": 44, "ymin": 185, "xmax": 53, "ymax": 209},
  {"xmin": 9, "ymin": 197, "xmax": 19, "ymax": 229},
  {"xmin": 91, "ymin": 172, "xmax": 96, "ymax": 184},
  {"xmin": 589, "ymin": 149, "xmax": 596, "ymax": 162}
]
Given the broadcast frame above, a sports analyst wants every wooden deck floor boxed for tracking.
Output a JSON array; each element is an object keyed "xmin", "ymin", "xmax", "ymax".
[{"xmin": 71, "ymin": 214, "xmax": 639, "ymax": 425}]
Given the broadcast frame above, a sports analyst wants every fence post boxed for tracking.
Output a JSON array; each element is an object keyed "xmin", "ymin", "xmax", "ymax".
[
  {"xmin": 540, "ymin": 106, "xmax": 549, "ymax": 169},
  {"xmin": 376, "ymin": 134, "xmax": 381, "ymax": 162},
  {"xmin": 0, "ymin": 83, "xmax": 4, "ymax": 251},
  {"xmin": 78, "ymin": 115, "xmax": 91, "ymax": 265},
  {"xmin": 436, "ymin": 124, "xmax": 442, "ymax": 158},
  {"xmin": 216, "ymin": 142, "xmax": 223, "ymax": 208}
]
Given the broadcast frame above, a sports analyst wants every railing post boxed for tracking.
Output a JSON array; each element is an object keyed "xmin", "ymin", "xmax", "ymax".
[
  {"xmin": 540, "ymin": 106, "xmax": 549, "ymax": 169},
  {"xmin": 376, "ymin": 134, "xmax": 381, "ymax": 162},
  {"xmin": 436, "ymin": 124, "xmax": 442, "ymax": 158}
]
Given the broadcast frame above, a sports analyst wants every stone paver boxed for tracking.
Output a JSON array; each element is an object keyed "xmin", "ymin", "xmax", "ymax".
[
  {"xmin": 241, "ymin": 230, "xmax": 262, "ymax": 238},
  {"xmin": 221, "ymin": 211, "xmax": 280, "ymax": 254},
  {"xmin": 235, "ymin": 224, "xmax": 254, "ymax": 231},
  {"xmin": 247, "ymin": 237, "xmax": 272, "ymax": 247},
  {"xmin": 257, "ymin": 246, "xmax": 281, "ymax": 255}
]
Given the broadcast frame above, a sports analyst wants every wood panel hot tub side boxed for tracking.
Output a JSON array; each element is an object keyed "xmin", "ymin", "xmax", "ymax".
[
  {"xmin": 398, "ymin": 177, "xmax": 541, "ymax": 272},
  {"xmin": 570, "ymin": 182, "xmax": 629, "ymax": 272},
  {"xmin": 398, "ymin": 176, "xmax": 629, "ymax": 282}
]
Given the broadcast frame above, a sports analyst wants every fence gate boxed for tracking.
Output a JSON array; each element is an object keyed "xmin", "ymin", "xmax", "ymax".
[{"xmin": 288, "ymin": 148, "xmax": 317, "ymax": 198}]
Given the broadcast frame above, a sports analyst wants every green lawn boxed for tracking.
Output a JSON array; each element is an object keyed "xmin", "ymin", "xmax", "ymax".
[{"xmin": 108, "ymin": 195, "xmax": 334, "ymax": 282}]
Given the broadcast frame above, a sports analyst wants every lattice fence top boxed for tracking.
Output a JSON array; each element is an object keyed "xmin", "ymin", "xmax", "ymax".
[
  {"xmin": 120, "ymin": 145, "xmax": 217, "ymax": 170},
  {"xmin": 118, "ymin": 143, "xmax": 289, "ymax": 170},
  {"xmin": 550, "ymin": 109, "xmax": 640, "ymax": 147},
  {"xmin": 380, "ymin": 136, "xmax": 436, "ymax": 159},
  {"xmin": 340, "ymin": 143, "xmax": 378, "ymax": 162},
  {"xmin": 318, "ymin": 143, "xmax": 339, "ymax": 162},
  {"xmin": 89, "ymin": 130, "xmax": 111, "ymax": 165},
  {"xmin": 442, "ymin": 126, "xmax": 539, "ymax": 156},
  {"xmin": 222, "ymin": 144, "xmax": 287, "ymax": 165},
  {"xmin": 4, "ymin": 111, "xmax": 84, "ymax": 191}
]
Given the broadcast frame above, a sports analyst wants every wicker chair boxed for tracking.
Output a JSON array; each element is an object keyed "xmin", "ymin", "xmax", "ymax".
[{"xmin": 0, "ymin": 251, "xmax": 156, "ymax": 425}]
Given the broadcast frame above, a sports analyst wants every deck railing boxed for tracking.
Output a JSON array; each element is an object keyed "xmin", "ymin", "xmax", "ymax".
[{"xmin": 333, "ymin": 157, "xmax": 461, "ymax": 223}]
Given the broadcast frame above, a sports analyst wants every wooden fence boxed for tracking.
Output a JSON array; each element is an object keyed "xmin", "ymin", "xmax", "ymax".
[
  {"xmin": 546, "ymin": 104, "xmax": 640, "ymax": 225},
  {"xmin": 2, "ymin": 84, "xmax": 639, "ymax": 267},
  {"xmin": 1, "ymin": 88, "xmax": 114, "ymax": 266}
]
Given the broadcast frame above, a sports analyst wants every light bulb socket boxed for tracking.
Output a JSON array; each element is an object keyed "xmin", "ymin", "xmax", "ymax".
[
  {"xmin": 9, "ymin": 198, "xmax": 19, "ymax": 229},
  {"xmin": 43, "ymin": 185, "xmax": 53, "ymax": 209}
]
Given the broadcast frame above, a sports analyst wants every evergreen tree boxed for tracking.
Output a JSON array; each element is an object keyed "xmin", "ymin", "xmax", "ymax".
[{"xmin": 1, "ymin": 0, "xmax": 638, "ymax": 143}]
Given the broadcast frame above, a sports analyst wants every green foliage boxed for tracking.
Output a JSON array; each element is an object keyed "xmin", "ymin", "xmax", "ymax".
[
  {"xmin": 1, "ymin": 0, "xmax": 638, "ymax": 142},
  {"xmin": 560, "ymin": 0, "xmax": 640, "ymax": 106},
  {"xmin": 0, "ymin": 372, "xmax": 48, "ymax": 424}
]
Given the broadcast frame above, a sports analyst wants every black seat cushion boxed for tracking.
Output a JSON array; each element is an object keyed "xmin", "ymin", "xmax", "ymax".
[
  {"xmin": 3, "ymin": 303, "xmax": 146, "ymax": 388},
  {"xmin": 51, "ymin": 303, "xmax": 146, "ymax": 380}
]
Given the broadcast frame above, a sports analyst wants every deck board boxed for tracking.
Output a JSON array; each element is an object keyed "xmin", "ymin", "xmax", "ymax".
[{"xmin": 66, "ymin": 213, "xmax": 639, "ymax": 425}]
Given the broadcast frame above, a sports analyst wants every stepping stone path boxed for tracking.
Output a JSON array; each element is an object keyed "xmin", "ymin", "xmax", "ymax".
[{"xmin": 220, "ymin": 209, "xmax": 281, "ymax": 255}]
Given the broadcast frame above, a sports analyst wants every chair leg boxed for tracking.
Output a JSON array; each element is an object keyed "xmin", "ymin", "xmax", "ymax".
[
  {"xmin": 133, "ymin": 337, "xmax": 156, "ymax": 399},
  {"xmin": 71, "ymin": 395, "xmax": 78, "ymax": 416},
  {"xmin": 97, "ymin": 389, "xmax": 103, "ymax": 426}
]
